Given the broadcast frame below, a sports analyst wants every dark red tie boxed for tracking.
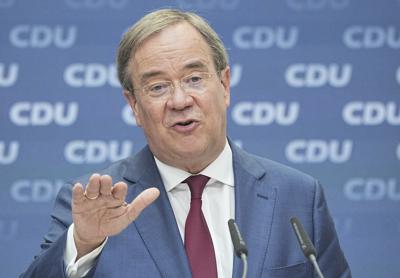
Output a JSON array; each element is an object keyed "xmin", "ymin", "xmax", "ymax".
[{"xmin": 184, "ymin": 175, "xmax": 218, "ymax": 278}]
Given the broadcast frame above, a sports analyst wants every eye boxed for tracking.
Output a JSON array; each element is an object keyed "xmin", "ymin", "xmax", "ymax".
[
  {"xmin": 147, "ymin": 82, "xmax": 170, "ymax": 95},
  {"xmin": 184, "ymin": 73, "xmax": 204, "ymax": 87},
  {"xmin": 189, "ymin": 75, "xmax": 202, "ymax": 83}
]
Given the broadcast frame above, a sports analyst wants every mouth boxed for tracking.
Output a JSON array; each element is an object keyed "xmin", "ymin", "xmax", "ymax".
[
  {"xmin": 171, "ymin": 119, "xmax": 199, "ymax": 133},
  {"xmin": 174, "ymin": 120, "xmax": 195, "ymax": 127}
]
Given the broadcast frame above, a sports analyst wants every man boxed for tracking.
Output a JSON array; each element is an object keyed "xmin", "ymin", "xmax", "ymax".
[{"xmin": 22, "ymin": 9, "xmax": 351, "ymax": 278}]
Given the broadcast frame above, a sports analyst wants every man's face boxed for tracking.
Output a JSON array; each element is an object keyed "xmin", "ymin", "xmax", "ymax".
[{"xmin": 124, "ymin": 22, "xmax": 230, "ymax": 173}]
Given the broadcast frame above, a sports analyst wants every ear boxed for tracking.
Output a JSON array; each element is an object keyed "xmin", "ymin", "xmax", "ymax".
[
  {"xmin": 123, "ymin": 90, "xmax": 143, "ymax": 127},
  {"xmin": 219, "ymin": 66, "xmax": 231, "ymax": 107}
]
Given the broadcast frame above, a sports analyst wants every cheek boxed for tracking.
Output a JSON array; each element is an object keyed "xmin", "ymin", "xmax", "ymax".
[
  {"xmin": 138, "ymin": 102, "xmax": 165, "ymax": 127},
  {"xmin": 203, "ymin": 97, "xmax": 227, "ymax": 125},
  {"xmin": 133, "ymin": 104, "xmax": 144, "ymax": 127},
  {"xmin": 212, "ymin": 92, "xmax": 229, "ymax": 113}
]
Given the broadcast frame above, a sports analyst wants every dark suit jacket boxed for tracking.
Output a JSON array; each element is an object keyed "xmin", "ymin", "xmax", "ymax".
[{"xmin": 22, "ymin": 142, "xmax": 351, "ymax": 277}]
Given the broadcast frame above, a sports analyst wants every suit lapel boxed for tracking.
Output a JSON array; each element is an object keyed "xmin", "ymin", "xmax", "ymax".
[
  {"xmin": 122, "ymin": 146, "xmax": 191, "ymax": 277},
  {"xmin": 120, "ymin": 143, "xmax": 277, "ymax": 277},
  {"xmin": 230, "ymin": 143, "xmax": 277, "ymax": 278}
]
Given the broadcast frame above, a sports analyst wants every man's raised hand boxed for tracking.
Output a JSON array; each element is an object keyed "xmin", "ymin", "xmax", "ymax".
[{"xmin": 71, "ymin": 173, "xmax": 160, "ymax": 259}]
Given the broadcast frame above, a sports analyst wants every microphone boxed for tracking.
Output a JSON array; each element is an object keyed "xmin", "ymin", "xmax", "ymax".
[
  {"xmin": 290, "ymin": 217, "xmax": 325, "ymax": 278},
  {"xmin": 228, "ymin": 219, "xmax": 248, "ymax": 278}
]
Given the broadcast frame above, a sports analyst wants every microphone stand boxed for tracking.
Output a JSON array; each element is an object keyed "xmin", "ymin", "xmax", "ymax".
[{"xmin": 240, "ymin": 253, "xmax": 248, "ymax": 278}]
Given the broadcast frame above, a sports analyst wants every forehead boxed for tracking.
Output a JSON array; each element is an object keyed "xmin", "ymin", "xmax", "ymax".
[{"xmin": 131, "ymin": 22, "xmax": 215, "ymax": 81}]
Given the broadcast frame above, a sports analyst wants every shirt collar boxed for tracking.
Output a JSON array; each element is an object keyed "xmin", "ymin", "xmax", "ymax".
[{"xmin": 154, "ymin": 139, "xmax": 234, "ymax": 192}]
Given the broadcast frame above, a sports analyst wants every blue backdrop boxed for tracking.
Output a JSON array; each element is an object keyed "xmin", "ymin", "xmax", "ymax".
[{"xmin": 1, "ymin": 0, "xmax": 399, "ymax": 277}]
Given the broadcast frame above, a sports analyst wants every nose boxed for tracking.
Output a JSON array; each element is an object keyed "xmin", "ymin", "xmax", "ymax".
[{"xmin": 166, "ymin": 82, "xmax": 194, "ymax": 110}]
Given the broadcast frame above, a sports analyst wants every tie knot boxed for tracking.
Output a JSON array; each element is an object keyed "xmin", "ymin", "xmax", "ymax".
[{"xmin": 184, "ymin": 175, "xmax": 210, "ymax": 199}]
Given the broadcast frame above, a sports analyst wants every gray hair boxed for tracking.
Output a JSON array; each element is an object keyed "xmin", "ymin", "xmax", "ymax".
[{"xmin": 116, "ymin": 9, "xmax": 229, "ymax": 92}]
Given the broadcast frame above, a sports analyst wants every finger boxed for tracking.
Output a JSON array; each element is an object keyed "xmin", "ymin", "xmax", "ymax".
[
  {"xmin": 85, "ymin": 173, "xmax": 101, "ymax": 199},
  {"xmin": 72, "ymin": 183, "xmax": 85, "ymax": 204},
  {"xmin": 100, "ymin": 175, "xmax": 112, "ymax": 196},
  {"xmin": 111, "ymin": 182, "xmax": 128, "ymax": 201},
  {"xmin": 126, "ymin": 188, "xmax": 160, "ymax": 223}
]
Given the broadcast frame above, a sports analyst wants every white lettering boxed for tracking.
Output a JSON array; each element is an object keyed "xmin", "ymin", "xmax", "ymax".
[
  {"xmin": 0, "ymin": 63, "xmax": 18, "ymax": 87},
  {"xmin": 343, "ymin": 101, "xmax": 400, "ymax": 125},
  {"xmin": 0, "ymin": 141, "xmax": 19, "ymax": 164},
  {"xmin": 64, "ymin": 140, "xmax": 133, "ymax": 164},
  {"xmin": 10, "ymin": 179, "xmax": 64, "ymax": 202},
  {"xmin": 285, "ymin": 63, "xmax": 352, "ymax": 88},
  {"xmin": 285, "ymin": 139, "xmax": 353, "ymax": 163},
  {"xmin": 233, "ymin": 26, "xmax": 299, "ymax": 49},
  {"xmin": 64, "ymin": 63, "xmax": 119, "ymax": 87},
  {"xmin": 343, "ymin": 26, "xmax": 400, "ymax": 49},
  {"xmin": 344, "ymin": 178, "xmax": 400, "ymax": 201},
  {"xmin": 9, "ymin": 25, "xmax": 77, "ymax": 48},
  {"xmin": 232, "ymin": 101, "xmax": 299, "ymax": 126},
  {"xmin": 9, "ymin": 102, "xmax": 79, "ymax": 126}
]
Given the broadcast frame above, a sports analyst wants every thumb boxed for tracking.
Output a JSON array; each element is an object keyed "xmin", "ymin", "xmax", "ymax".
[{"xmin": 126, "ymin": 187, "xmax": 160, "ymax": 222}]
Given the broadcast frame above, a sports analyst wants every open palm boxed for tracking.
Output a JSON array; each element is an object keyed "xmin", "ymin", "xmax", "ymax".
[{"xmin": 71, "ymin": 174, "xmax": 159, "ymax": 257}]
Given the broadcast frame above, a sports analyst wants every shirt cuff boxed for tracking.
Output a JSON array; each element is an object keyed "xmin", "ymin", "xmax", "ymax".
[{"xmin": 64, "ymin": 223, "xmax": 108, "ymax": 278}]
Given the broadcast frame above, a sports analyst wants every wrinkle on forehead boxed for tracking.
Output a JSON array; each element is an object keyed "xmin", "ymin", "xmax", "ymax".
[{"xmin": 131, "ymin": 23, "xmax": 215, "ymax": 85}]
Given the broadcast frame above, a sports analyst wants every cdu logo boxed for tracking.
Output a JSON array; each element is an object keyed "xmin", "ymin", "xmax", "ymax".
[
  {"xmin": 10, "ymin": 179, "xmax": 64, "ymax": 203},
  {"xmin": 176, "ymin": 0, "xmax": 240, "ymax": 10},
  {"xmin": 9, "ymin": 25, "xmax": 77, "ymax": 48},
  {"xmin": 343, "ymin": 26, "xmax": 400, "ymax": 49},
  {"xmin": 285, "ymin": 63, "xmax": 352, "ymax": 88},
  {"xmin": 9, "ymin": 102, "xmax": 79, "ymax": 126},
  {"xmin": 65, "ymin": 0, "xmax": 129, "ymax": 9},
  {"xmin": 64, "ymin": 140, "xmax": 133, "ymax": 164},
  {"xmin": 285, "ymin": 139, "xmax": 353, "ymax": 163},
  {"xmin": 344, "ymin": 178, "xmax": 400, "ymax": 201},
  {"xmin": 342, "ymin": 101, "xmax": 400, "ymax": 126},
  {"xmin": 232, "ymin": 101, "xmax": 299, "ymax": 126},
  {"xmin": 122, "ymin": 104, "xmax": 137, "ymax": 126},
  {"xmin": 0, "ymin": 219, "xmax": 18, "ymax": 240},
  {"xmin": 0, "ymin": 63, "xmax": 18, "ymax": 87},
  {"xmin": 64, "ymin": 63, "xmax": 119, "ymax": 88},
  {"xmin": 0, "ymin": 141, "xmax": 19, "ymax": 165},
  {"xmin": 0, "ymin": 0, "xmax": 15, "ymax": 8},
  {"xmin": 233, "ymin": 26, "xmax": 299, "ymax": 49},
  {"xmin": 286, "ymin": 0, "xmax": 349, "ymax": 11}
]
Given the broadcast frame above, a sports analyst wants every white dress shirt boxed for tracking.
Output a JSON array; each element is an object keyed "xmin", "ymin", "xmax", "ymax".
[{"xmin": 64, "ymin": 140, "xmax": 235, "ymax": 278}]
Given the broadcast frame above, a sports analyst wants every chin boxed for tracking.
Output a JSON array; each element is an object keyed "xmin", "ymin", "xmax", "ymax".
[
  {"xmin": 173, "ymin": 140, "xmax": 207, "ymax": 156},
  {"xmin": 175, "ymin": 145, "xmax": 204, "ymax": 157}
]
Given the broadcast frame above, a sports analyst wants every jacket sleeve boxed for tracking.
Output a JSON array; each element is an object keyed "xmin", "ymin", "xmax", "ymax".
[
  {"xmin": 20, "ymin": 183, "xmax": 97, "ymax": 278},
  {"xmin": 313, "ymin": 180, "xmax": 352, "ymax": 278}
]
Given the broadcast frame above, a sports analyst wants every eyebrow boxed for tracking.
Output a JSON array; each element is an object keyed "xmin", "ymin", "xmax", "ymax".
[
  {"xmin": 139, "ymin": 70, "xmax": 164, "ymax": 85},
  {"xmin": 183, "ymin": 60, "xmax": 209, "ymax": 71},
  {"xmin": 139, "ymin": 60, "xmax": 210, "ymax": 85}
]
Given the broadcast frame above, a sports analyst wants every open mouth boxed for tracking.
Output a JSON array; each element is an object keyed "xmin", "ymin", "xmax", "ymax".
[
  {"xmin": 175, "ymin": 120, "xmax": 194, "ymax": 126},
  {"xmin": 171, "ymin": 119, "xmax": 199, "ymax": 133}
]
